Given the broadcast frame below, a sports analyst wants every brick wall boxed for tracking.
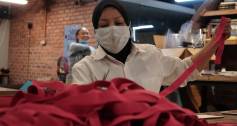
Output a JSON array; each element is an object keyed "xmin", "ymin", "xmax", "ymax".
[{"xmin": 9, "ymin": 0, "xmax": 97, "ymax": 84}]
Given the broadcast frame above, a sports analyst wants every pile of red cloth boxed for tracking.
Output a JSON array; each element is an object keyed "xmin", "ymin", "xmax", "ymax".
[
  {"xmin": 0, "ymin": 78, "xmax": 236, "ymax": 126},
  {"xmin": 0, "ymin": 79, "xmax": 206, "ymax": 126}
]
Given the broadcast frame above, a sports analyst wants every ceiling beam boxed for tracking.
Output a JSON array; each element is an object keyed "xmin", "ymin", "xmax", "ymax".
[{"xmin": 120, "ymin": 0, "xmax": 195, "ymax": 15}]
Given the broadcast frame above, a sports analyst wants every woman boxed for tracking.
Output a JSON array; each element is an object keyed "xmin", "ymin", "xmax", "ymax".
[
  {"xmin": 71, "ymin": 0, "xmax": 231, "ymax": 92},
  {"xmin": 66, "ymin": 27, "xmax": 95, "ymax": 83},
  {"xmin": 69, "ymin": 27, "xmax": 95, "ymax": 68}
]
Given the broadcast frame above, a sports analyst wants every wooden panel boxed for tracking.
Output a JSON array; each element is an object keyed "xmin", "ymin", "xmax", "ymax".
[
  {"xmin": 203, "ymin": 9, "xmax": 237, "ymax": 17},
  {"xmin": 187, "ymin": 48, "xmax": 215, "ymax": 60},
  {"xmin": 0, "ymin": 87, "xmax": 18, "ymax": 96},
  {"xmin": 153, "ymin": 35, "xmax": 166, "ymax": 48},
  {"xmin": 197, "ymin": 75, "xmax": 237, "ymax": 82},
  {"xmin": 201, "ymin": 111, "xmax": 237, "ymax": 123},
  {"xmin": 206, "ymin": 36, "xmax": 237, "ymax": 45},
  {"xmin": 161, "ymin": 48, "xmax": 216, "ymax": 62},
  {"xmin": 187, "ymin": 48, "xmax": 202, "ymax": 55}
]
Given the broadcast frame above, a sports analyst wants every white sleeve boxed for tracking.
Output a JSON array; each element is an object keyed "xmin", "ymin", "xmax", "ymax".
[
  {"xmin": 161, "ymin": 55, "xmax": 200, "ymax": 87},
  {"xmin": 71, "ymin": 61, "xmax": 94, "ymax": 85}
]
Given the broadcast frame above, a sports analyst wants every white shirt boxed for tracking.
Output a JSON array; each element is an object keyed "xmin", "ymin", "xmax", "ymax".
[{"xmin": 72, "ymin": 44, "xmax": 199, "ymax": 92}]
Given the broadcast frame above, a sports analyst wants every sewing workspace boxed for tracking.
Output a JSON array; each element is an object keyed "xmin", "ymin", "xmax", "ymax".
[{"xmin": 0, "ymin": 0, "xmax": 237, "ymax": 125}]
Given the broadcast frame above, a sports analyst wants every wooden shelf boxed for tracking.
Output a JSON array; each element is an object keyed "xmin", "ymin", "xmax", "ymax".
[
  {"xmin": 225, "ymin": 40, "xmax": 237, "ymax": 45},
  {"xmin": 212, "ymin": 40, "xmax": 237, "ymax": 45},
  {"xmin": 203, "ymin": 9, "xmax": 237, "ymax": 17},
  {"xmin": 206, "ymin": 37, "xmax": 237, "ymax": 45}
]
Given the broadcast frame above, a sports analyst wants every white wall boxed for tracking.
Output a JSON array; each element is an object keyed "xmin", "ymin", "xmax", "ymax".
[{"xmin": 0, "ymin": 19, "xmax": 10, "ymax": 69}]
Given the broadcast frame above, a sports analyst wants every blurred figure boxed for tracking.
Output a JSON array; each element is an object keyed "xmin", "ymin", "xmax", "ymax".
[
  {"xmin": 57, "ymin": 56, "xmax": 69, "ymax": 83},
  {"xmin": 69, "ymin": 27, "xmax": 95, "ymax": 68},
  {"xmin": 66, "ymin": 27, "xmax": 95, "ymax": 83}
]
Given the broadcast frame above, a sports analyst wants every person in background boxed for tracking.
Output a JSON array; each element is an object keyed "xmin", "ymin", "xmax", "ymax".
[
  {"xmin": 71, "ymin": 0, "xmax": 231, "ymax": 92},
  {"xmin": 57, "ymin": 56, "xmax": 69, "ymax": 83},
  {"xmin": 69, "ymin": 27, "xmax": 95, "ymax": 67},
  {"xmin": 66, "ymin": 27, "xmax": 95, "ymax": 83},
  {"xmin": 178, "ymin": 0, "xmax": 223, "ymax": 48}
]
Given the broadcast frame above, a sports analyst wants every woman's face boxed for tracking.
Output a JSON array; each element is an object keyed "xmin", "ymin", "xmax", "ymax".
[
  {"xmin": 98, "ymin": 7, "xmax": 127, "ymax": 28},
  {"xmin": 77, "ymin": 27, "xmax": 90, "ymax": 41}
]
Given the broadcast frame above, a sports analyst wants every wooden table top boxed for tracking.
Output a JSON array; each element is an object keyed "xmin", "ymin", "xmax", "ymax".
[
  {"xmin": 196, "ymin": 74, "xmax": 237, "ymax": 82},
  {"xmin": 200, "ymin": 110, "xmax": 237, "ymax": 124},
  {"xmin": 0, "ymin": 87, "xmax": 18, "ymax": 96},
  {"xmin": 0, "ymin": 87, "xmax": 18, "ymax": 91}
]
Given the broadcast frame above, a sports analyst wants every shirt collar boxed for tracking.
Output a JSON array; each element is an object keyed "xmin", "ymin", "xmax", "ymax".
[
  {"xmin": 93, "ymin": 43, "xmax": 145, "ymax": 61},
  {"xmin": 93, "ymin": 46, "xmax": 107, "ymax": 60}
]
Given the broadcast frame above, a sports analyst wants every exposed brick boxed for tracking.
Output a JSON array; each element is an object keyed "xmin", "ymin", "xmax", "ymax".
[{"xmin": 9, "ymin": 0, "xmax": 96, "ymax": 84}]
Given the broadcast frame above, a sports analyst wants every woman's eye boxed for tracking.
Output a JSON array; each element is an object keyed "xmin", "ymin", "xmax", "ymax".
[
  {"xmin": 100, "ymin": 24, "xmax": 109, "ymax": 28},
  {"xmin": 115, "ymin": 22, "xmax": 123, "ymax": 26}
]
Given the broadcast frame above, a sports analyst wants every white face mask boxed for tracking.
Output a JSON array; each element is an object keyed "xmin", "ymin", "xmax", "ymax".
[{"xmin": 95, "ymin": 26, "xmax": 130, "ymax": 54}]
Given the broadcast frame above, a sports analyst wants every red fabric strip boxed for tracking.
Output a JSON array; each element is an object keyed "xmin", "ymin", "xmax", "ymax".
[{"xmin": 160, "ymin": 17, "xmax": 228, "ymax": 97}]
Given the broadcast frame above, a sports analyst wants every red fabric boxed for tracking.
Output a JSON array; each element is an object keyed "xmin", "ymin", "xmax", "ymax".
[
  {"xmin": 160, "ymin": 17, "xmax": 228, "ymax": 97},
  {"xmin": 0, "ymin": 78, "xmax": 208, "ymax": 126},
  {"xmin": 214, "ymin": 37, "xmax": 225, "ymax": 65},
  {"xmin": 0, "ymin": 103, "xmax": 83, "ymax": 126},
  {"xmin": 0, "ymin": 96, "xmax": 12, "ymax": 108},
  {"xmin": 0, "ymin": 78, "xmax": 237, "ymax": 126},
  {"xmin": 29, "ymin": 80, "xmax": 65, "ymax": 96}
]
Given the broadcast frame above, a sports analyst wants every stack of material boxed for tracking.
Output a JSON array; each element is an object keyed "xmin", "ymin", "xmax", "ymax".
[{"xmin": 219, "ymin": 2, "xmax": 237, "ymax": 10}]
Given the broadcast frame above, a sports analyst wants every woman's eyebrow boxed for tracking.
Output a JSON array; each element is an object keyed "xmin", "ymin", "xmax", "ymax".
[
  {"xmin": 100, "ymin": 18, "xmax": 109, "ymax": 21},
  {"xmin": 100, "ymin": 16, "xmax": 123, "ymax": 21},
  {"xmin": 114, "ymin": 16, "xmax": 123, "ymax": 20}
]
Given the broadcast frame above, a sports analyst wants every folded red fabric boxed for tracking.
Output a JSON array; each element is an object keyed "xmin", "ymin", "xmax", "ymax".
[
  {"xmin": 0, "ymin": 78, "xmax": 236, "ymax": 126},
  {"xmin": 0, "ymin": 78, "xmax": 207, "ymax": 126},
  {"xmin": 0, "ymin": 96, "xmax": 12, "ymax": 108}
]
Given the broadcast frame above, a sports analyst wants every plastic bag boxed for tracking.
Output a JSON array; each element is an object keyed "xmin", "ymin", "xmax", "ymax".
[
  {"xmin": 179, "ymin": 21, "xmax": 204, "ymax": 48},
  {"xmin": 165, "ymin": 29, "xmax": 181, "ymax": 48},
  {"xmin": 165, "ymin": 21, "xmax": 204, "ymax": 48}
]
